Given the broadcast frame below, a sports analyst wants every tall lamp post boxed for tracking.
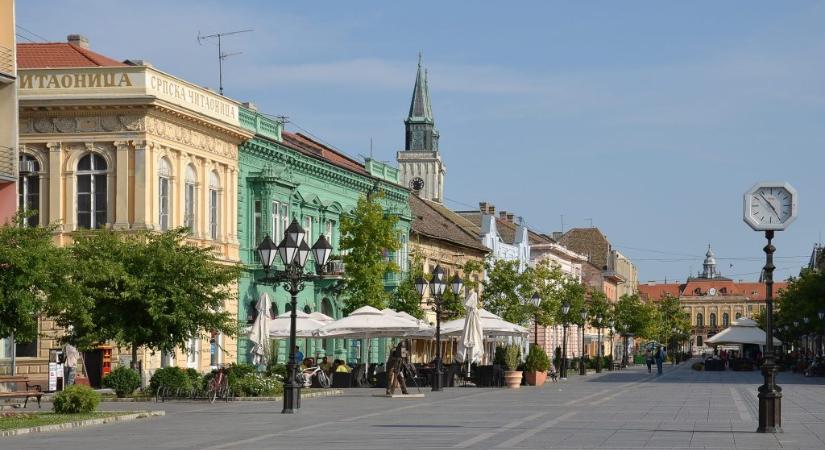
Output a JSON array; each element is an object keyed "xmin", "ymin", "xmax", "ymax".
[
  {"xmin": 415, "ymin": 265, "xmax": 463, "ymax": 392},
  {"xmin": 530, "ymin": 293, "xmax": 541, "ymax": 347},
  {"xmin": 743, "ymin": 181, "xmax": 798, "ymax": 434},
  {"xmin": 803, "ymin": 317, "xmax": 810, "ymax": 359},
  {"xmin": 560, "ymin": 301, "xmax": 570, "ymax": 380},
  {"xmin": 595, "ymin": 314, "xmax": 603, "ymax": 373},
  {"xmin": 256, "ymin": 219, "xmax": 333, "ymax": 414},
  {"xmin": 608, "ymin": 319, "xmax": 615, "ymax": 369},
  {"xmin": 579, "ymin": 310, "xmax": 588, "ymax": 376}
]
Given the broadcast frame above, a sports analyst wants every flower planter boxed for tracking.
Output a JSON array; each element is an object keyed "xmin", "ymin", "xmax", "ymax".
[
  {"xmin": 524, "ymin": 371, "xmax": 546, "ymax": 386},
  {"xmin": 504, "ymin": 371, "xmax": 523, "ymax": 389}
]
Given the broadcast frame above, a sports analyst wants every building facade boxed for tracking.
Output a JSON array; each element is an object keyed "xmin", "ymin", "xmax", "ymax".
[
  {"xmin": 638, "ymin": 246, "xmax": 788, "ymax": 354},
  {"xmin": 456, "ymin": 203, "xmax": 531, "ymax": 274},
  {"xmin": 0, "ymin": 0, "xmax": 17, "ymax": 223},
  {"xmin": 2, "ymin": 36, "xmax": 252, "ymax": 382},
  {"xmin": 397, "ymin": 55, "xmax": 445, "ymax": 203},
  {"xmin": 236, "ymin": 107, "xmax": 412, "ymax": 365}
]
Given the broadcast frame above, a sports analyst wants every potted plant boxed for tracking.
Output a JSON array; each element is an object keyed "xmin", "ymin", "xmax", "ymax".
[
  {"xmin": 524, "ymin": 345, "xmax": 549, "ymax": 386},
  {"xmin": 503, "ymin": 345, "xmax": 522, "ymax": 389}
]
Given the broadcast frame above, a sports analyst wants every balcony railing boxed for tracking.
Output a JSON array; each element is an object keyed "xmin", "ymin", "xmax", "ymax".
[
  {"xmin": 0, "ymin": 45, "xmax": 14, "ymax": 81},
  {"xmin": 319, "ymin": 260, "xmax": 345, "ymax": 278}
]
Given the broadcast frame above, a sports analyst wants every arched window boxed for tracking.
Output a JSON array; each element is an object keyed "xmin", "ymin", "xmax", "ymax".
[
  {"xmin": 722, "ymin": 313, "xmax": 730, "ymax": 327},
  {"xmin": 18, "ymin": 154, "xmax": 40, "ymax": 227},
  {"xmin": 696, "ymin": 313, "xmax": 704, "ymax": 327},
  {"xmin": 158, "ymin": 158, "xmax": 171, "ymax": 231},
  {"xmin": 321, "ymin": 298, "xmax": 334, "ymax": 318},
  {"xmin": 710, "ymin": 313, "xmax": 717, "ymax": 327},
  {"xmin": 184, "ymin": 165, "xmax": 196, "ymax": 232},
  {"xmin": 735, "ymin": 312, "xmax": 742, "ymax": 319},
  {"xmin": 77, "ymin": 153, "xmax": 108, "ymax": 229},
  {"xmin": 303, "ymin": 304, "xmax": 312, "ymax": 314},
  {"xmin": 697, "ymin": 336, "xmax": 703, "ymax": 347},
  {"xmin": 209, "ymin": 171, "xmax": 219, "ymax": 240}
]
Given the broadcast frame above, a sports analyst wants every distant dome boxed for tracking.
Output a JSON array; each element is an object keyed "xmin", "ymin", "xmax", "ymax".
[{"xmin": 701, "ymin": 245, "xmax": 718, "ymax": 279}]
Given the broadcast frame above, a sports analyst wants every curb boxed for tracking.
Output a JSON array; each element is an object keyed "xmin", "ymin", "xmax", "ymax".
[
  {"xmin": 1, "ymin": 410, "xmax": 165, "ymax": 438},
  {"xmin": 97, "ymin": 388, "xmax": 344, "ymax": 403}
]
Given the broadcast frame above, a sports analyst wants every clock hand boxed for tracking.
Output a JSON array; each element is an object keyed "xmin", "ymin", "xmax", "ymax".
[{"xmin": 760, "ymin": 193, "xmax": 779, "ymax": 217}]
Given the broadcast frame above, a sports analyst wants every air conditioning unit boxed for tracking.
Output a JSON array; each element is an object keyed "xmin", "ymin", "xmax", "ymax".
[{"xmin": 19, "ymin": 160, "xmax": 37, "ymax": 174}]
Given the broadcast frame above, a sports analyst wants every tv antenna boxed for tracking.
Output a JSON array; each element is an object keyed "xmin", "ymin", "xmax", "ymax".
[{"xmin": 197, "ymin": 28, "xmax": 253, "ymax": 95}]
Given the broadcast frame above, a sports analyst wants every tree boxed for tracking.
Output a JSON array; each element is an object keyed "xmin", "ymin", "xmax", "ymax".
[
  {"xmin": 613, "ymin": 293, "xmax": 656, "ymax": 338},
  {"xmin": 0, "ymin": 214, "xmax": 76, "ymax": 344},
  {"xmin": 653, "ymin": 293, "xmax": 690, "ymax": 345},
  {"xmin": 587, "ymin": 289, "xmax": 611, "ymax": 329},
  {"xmin": 481, "ymin": 259, "xmax": 529, "ymax": 325},
  {"xmin": 339, "ymin": 193, "xmax": 400, "ymax": 314},
  {"xmin": 52, "ymin": 229, "xmax": 242, "ymax": 363},
  {"xmin": 523, "ymin": 259, "xmax": 568, "ymax": 327},
  {"xmin": 439, "ymin": 259, "xmax": 485, "ymax": 321},
  {"xmin": 389, "ymin": 254, "xmax": 425, "ymax": 319}
]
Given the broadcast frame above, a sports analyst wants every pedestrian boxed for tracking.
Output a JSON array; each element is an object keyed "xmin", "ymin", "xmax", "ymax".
[
  {"xmin": 62, "ymin": 342, "xmax": 80, "ymax": 387},
  {"xmin": 645, "ymin": 347, "xmax": 654, "ymax": 373},
  {"xmin": 385, "ymin": 342, "xmax": 409, "ymax": 395},
  {"xmin": 294, "ymin": 345, "xmax": 304, "ymax": 365},
  {"xmin": 655, "ymin": 345, "xmax": 664, "ymax": 375}
]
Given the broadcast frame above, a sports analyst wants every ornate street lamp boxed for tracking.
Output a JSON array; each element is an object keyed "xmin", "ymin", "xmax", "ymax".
[
  {"xmin": 256, "ymin": 218, "xmax": 333, "ymax": 414},
  {"xmin": 595, "ymin": 314, "xmax": 603, "ymax": 373},
  {"xmin": 608, "ymin": 319, "xmax": 615, "ymax": 368},
  {"xmin": 530, "ymin": 292, "xmax": 542, "ymax": 347},
  {"xmin": 560, "ymin": 301, "xmax": 570, "ymax": 380},
  {"xmin": 819, "ymin": 310, "xmax": 825, "ymax": 358},
  {"xmin": 579, "ymin": 310, "xmax": 588, "ymax": 376},
  {"xmin": 416, "ymin": 265, "xmax": 462, "ymax": 392}
]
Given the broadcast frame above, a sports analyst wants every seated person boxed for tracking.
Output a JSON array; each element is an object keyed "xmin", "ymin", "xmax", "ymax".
[
  {"xmin": 335, "ymin": 359, "xmax": 352, "ymax": 373},
  {"xmin": 319, "ymin": 356, "xmax": 332, "ymax": 374}
]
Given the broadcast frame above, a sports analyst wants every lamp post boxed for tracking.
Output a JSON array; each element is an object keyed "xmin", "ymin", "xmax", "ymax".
[
  {"xmin": 579, "ymin": 310, "xmax": 588, "ymax": 376},
  {"xmin": 803, "ymin": 317, "xmax": 810, "ymax": 359},
  {"xmin": 560, "ymin": 301, "xmax": 570, "ymax": 380},
  {"xmin": 818, "ymin": 310, "xmax": 825, "ymax": 358},
  {"xmin": 530, "ymin": 292, "xmax": 542, "ymax": 347},
  {"xmin": 256, "ymin": 219, "xmax": 333, "ymax": 414},
  {"xmin": 595, "ymin": 314, "xmax": 603, "ymax": 373},
  {"xmin": 415, "ymin": 265, "xmax": 462, "ymax": 392},
  {"xmin": 608, "ymin": 319, "xmax": 615, "ymax": 369}
]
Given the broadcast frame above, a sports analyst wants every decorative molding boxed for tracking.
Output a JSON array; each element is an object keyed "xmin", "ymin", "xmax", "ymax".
[{"xmin": 145, "ymin": 115, "xmax": 237, "ymax": 160}]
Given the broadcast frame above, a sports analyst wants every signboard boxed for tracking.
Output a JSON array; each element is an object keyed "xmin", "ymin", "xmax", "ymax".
[
  {"xmin": 48, "ymin": 362, "xmax": 63, "ymax": 392},
  {"xmin": 18, "ymin": 67, "xmax": 240, "ymax": 127}
]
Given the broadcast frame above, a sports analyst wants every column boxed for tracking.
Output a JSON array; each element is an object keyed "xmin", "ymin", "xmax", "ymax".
[
  {"xmin": 132, "ymin": 140, "xmax": 150, "ymax": 229},
  {"xmin": 199, "ymin": 159, "xmax": 208, "ymax": 239},
  {"xmin": 172, "ymin": 151, "xmax": 184, "ymax": 229},
  {"xmin": 229, "ymin": 167, "xmax": 239, "ymax": 244},
  {"xmin": 46, "ymin": 142, "xmax": 64, "ymax": 231},
  {"xmin": 113, "ymin": 141, "xmax": 130, "ymax": 229}
]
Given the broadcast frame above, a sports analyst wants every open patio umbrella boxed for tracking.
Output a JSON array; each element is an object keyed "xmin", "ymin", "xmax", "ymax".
[
  {"xmin": 308, "ymin": 311, "xmax": 335, "ymax": 324},
  {"xmin": 439, "ymin": 309, "xmax": 529, "ymax": 338},
  {"xmin": 382, "ymin": 308, "xmax": 433, "ymax": 333},
  {"xmin": 268, "ymin": 310, "xmax": 327, "ymax": 338},
  {"xmin": 249, "ymin": 293, "xmax": 272, "ymax": 365},
  {"xmin": 706, "ymin": 317, "xmax": 782, "ymax": 346},
  {"xmin": 456, "ymin": 292, "xmax": 484, "ymax": 375}
]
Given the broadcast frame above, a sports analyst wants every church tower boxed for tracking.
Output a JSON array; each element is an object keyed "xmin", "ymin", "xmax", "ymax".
[{"xmin": 397, "ymin": 54, "xmax": 446, "ymax": 203}]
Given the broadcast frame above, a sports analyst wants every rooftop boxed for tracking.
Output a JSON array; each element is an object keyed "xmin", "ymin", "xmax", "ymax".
[{"xmin": 17, "ymin": 35, "xmax": 128, "ymax": 69}]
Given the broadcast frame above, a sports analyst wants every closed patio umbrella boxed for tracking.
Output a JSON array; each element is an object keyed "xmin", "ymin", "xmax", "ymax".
[
  {"xmin": 456, "ymin": 292, "xmax": 484, "ymax": 375},
  {"xmin": 249, "ymin": 293, "xmax": 272, "ymax": 365}
]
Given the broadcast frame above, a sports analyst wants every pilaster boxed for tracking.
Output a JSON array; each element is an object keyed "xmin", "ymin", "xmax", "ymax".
[
  {"xmin": 46, "ymin": 142, "xmax": 63, "ymax": 231},
  {"xmin": 132, "ymin": 140, "xmax": 150, "ymax": 229},
  {"xmin": 113, "ymin": 141, "xmax": 130, "ymax": 230}
]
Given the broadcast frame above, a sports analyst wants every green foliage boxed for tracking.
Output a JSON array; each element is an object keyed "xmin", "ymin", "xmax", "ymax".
[
  {"xmin": 53, "ymin": 385, "xmax": 100, "ymax": 414},
  {"xmin": 0, "ymin": 214, "xmax": 76, "ymax": 343},
  {"xmin": 524, "ymin": 345, "xmax": 550, "ymax": 372},
  {"xmin": 587, "ymin": 289, "xmax": 612, "ymax": 328},
  {"xmin": 482, "ymin": 259, "xmax": 530, "ymax": 325},
  {"xmin": 389, "ymin": 254, "xmax": 425, "ymax": 319},
  {"xmin": 231, "ymin": 373, "xmax": 283, "ymax": 397},
  {"xmin": 149, "ymin": 367, "xmax": 191, "ymax": 394},
  {"xmin": 339, "ymin": 194, "xmax": 400, "ymax": 313},
  {"xmin": 773, "ymin": 269, "xmax": 825, "ymax": 336},
  {"xmin": 503, "ymin": 344, "xmax": 521, "ymax": 371},
  {"xmin": 493, "ymin": 346, "xmax": 507, "ymax": 366},
  {"xmin": 222, "ymin": 363, "xmax": 258, "ymax": 387},
  {"xmin": 102, "ymin": 366, "xmax": 141, "ymax": 398},
  {"xmin": 613, "ymin": 294, "xmax": 656, "ymax": 338},
  {"xmin": 523, "ymin": 260, "xmax": 569, "ymax": 326},
  {"xmin": 51, "ymin": 228, "xmax": 241, "ymax": 354},
  {"xmin": 265, "ymin": 363, "xmax": 287, "ymax": 380},
  {"xmin": 651, "ymin": 293, "xmax": 691, "ymax": 347}
]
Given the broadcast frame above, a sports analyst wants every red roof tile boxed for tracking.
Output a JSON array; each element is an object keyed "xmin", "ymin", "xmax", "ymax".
[
  {"xmin": 638, "ymin": 280, "xmax": 789, "ymax": 302},
  {"xmin": 17, "ymin": 43, "xmax": 128, "ymax": 69},
  {"xmin": 280, "ymin": 132, "xmax": 368, "ymax": 176}
]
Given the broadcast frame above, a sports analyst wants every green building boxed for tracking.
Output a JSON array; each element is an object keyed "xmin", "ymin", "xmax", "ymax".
[{"xmin": 236, "ymin": 107, "xmax": 411, "ymax": 365}]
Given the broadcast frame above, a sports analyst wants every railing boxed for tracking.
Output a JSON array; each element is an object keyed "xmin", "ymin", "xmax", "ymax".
[
  {"xmin": 0, "ymin": 45, "xmax": 14, "ymax": 81},
  {"xmin": 0, "ymin": 145, "xmax": 14, "ymax": 180}
]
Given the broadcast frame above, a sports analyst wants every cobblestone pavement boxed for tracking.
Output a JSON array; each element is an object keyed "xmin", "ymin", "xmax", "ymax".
[{"xmin": 3, "ymin": 361, "xmax": 824, "ymax": 449}]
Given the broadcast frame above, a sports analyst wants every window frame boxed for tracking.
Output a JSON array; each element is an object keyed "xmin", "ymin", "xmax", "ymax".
[{"xmin": 76, "ymin": 153, "xmax": 108, "ymax": 230}]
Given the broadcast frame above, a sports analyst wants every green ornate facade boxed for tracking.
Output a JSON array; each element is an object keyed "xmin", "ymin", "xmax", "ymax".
[{"xmin": 237, "ymin": 107, "xmax": 412, "ymax": 364}]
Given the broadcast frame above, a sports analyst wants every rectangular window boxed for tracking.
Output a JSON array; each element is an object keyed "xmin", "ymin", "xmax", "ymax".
[
  {"xmin": 15, "ymin": 340, "xmax": 38, "ymax": 358},
  {"xmin": 187, "ymin": 338, "xmax": 199, "ymax": 368},
  {"xmin": 94, "ymin": 174, "xmax": 107, "ymax": 228},
  {"xmin": 271, "ymin": 201, "xmax": 281, "ymax": 241},
  {"xmin": 159, "ymin": 177, "xmax": 169, "ymax": 231},
  {"xmin": 184, "ymin": 183, "xmax": 195, "ymax": 232},
  {"xmin": 281, "ymin": 204, "xmax": 289, "ymax": 240},
  {"xmin": 254, "ymin": 200, "xmax": 262, "ymax": 250},
  {"xmin": 77, "ymin": 174, "xmax": 92, "ymax": 229},
  {"xmin": 304, "ymin": 216, "xmax": 313, "ymax": 245},
  {"xmin": 0, "ymin": 338, "xmax": 12, "ymax": 359},
  {"xmin": 210, "ymin": 189, "xmax": 218, "ymax": 240}
]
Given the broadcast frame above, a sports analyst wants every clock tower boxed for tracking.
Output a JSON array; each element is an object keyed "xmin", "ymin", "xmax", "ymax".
[{"xmin": 397, "ymin": 54, "xmax": 446, "ymax": 203}]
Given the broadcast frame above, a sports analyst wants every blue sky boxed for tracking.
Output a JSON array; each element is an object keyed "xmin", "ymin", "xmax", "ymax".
[{"xmin": 17, "ymin": 1, "xmax": 825, "ymax": 283}]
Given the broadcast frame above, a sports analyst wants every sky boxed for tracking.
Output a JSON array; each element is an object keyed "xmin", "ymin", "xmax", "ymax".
[{"xmin": 16, "ymin": 1, "xmax": 825, "ymax": 283}]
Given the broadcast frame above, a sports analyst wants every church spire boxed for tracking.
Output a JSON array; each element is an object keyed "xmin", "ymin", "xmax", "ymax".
[{"xmin": 404, "ymin": 53, "xmax": 438, "ymax": 152}]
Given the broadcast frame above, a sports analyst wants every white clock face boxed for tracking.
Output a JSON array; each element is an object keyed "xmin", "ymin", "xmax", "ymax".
[{"xmin": 743, "ymin": 182, "xmax": 798, "ymax": 231}]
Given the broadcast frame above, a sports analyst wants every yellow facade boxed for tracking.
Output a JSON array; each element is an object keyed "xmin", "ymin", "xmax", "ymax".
[{"xmin": 8, "ymin": 63, "xmax": 252, "ymax": 382}]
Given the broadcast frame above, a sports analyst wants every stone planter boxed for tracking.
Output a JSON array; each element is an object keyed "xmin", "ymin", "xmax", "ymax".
[
  {"xmin": 524, "ymin": 371, "xmax": 546, "ymax": 386},
  {"xmin": 504, "ymin": 370, "xmax": 523, "ymax": 389}
]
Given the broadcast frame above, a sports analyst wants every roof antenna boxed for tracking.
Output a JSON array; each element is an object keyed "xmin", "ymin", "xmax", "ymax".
[
  {"xmin": 560, "ymin": 214, "xmax": 565, "ymax": 234},
  {"xmin": 370, "ymin": 137, "xmax": 374, "ymax": 159},
  {"xmin": 197, "ymin": 28, "xmax": 253, "ymax": 95}
]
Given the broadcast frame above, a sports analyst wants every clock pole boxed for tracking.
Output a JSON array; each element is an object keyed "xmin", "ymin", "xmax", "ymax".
[{"xmin": 757, "ymin": 229, "xmax": 782, "ymax": 433}]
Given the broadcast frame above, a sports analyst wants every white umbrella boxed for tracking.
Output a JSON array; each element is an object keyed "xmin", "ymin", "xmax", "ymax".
[
  {"xmin": 308, "ymin": 311, "xmax": 335, "ymax": 324},
  {"xmin": 268, "ymin": 310, "xmax": 327, "ymax": 338},
  {"xmin": 315, "ymin": 306, "xmax": 423, "ymax": 375},
  {"xmin": 456, "ymin": 292, "xmax": 484, "ymax": 374},
  {"xmin": 381, "ymin": 308, "xmax": 433, "ymax": 333},
  {"xmin": 706, "ymin": 317, "xmax": 782, "ymax": 346},
  {"xmin": 439, "ymin": 309, "xmax": 529, "ymax": 338},
  {"xmin": 249, "ymin": 293, "xmax": 272, "ymax": 365}
]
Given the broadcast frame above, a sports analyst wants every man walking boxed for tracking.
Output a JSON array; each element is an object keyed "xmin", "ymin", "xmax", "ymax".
[
  {"xmin": 655, "ymin": 345, "xmax": 664, "ymax": 375},
  {"xmin": 62, "ymin": 343, "xmax": 80, "ymax": 387},
  {"xmin": 385, "ymin": 342, "xmax": 409, "ymax": 395}
]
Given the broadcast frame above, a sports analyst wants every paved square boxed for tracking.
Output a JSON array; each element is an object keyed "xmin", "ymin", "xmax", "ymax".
[{"xmin": 3, "ymin": 362, "xmax": 824, "ymax": 449}]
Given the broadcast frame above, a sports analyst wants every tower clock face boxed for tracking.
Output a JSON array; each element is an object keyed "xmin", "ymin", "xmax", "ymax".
[
  {"xmin": 743, "ymin": 182, "xmax": 798, "ymax": 231},
  {"xmin": 410, "ymin": 177, "xmax": 425, "ymax": 191}
]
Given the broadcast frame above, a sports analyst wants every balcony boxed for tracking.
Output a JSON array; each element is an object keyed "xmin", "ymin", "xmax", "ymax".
[{"xmin": 318, "ymin": 260, "xmax": 345, "ymax": 279}]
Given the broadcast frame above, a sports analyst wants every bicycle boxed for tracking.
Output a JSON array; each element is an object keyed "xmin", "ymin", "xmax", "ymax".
[
  {"xmin": 207, "ymin": 367, "xmax": 230, "ymax": 403},
  {"xmin": 297, "ymin": 366, "xmax": 331, "ymax": 388}
]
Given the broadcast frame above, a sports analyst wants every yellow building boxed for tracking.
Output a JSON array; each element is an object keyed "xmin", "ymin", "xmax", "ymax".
[
  {"xmin": 0, "ymin": 0, "xmax": 18, "ymax": 223},
  {"xmin": 3, "ymin": 36, "xmax": 252, "ymax": 385}
]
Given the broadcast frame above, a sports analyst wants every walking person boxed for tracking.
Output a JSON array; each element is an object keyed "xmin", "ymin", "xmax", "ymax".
[
  {"xmin": 385, "ymin": 342, "xmax": 409, "ymax": 395},
  {"xmin": 655, "ymin": 345, "xmax": 664, "ymax": 375},
  {"xmin": 645, "ymin": 347, "xmax": 654, "ymax": 373},
  {"xmin": 62, "ymin": 342, "xmax": 80, "ymax": 387}
]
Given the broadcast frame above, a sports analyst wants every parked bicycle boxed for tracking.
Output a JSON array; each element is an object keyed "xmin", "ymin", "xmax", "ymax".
[
  {"xmin": 297, "ymin": 365, "xmax": 331, "ymax": 388},
  {"xmin": 207, "ymin": 366, "xmax": 231, "ymax": 403}
]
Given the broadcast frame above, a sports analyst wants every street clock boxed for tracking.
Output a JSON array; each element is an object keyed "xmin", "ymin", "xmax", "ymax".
[{"xmin": 743, "ymin": 182, "xmax": 798, "ymax": 231}]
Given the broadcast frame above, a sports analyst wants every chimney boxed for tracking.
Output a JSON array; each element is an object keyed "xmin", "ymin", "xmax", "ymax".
[
  {"xmin": 479, "ymin": 202, "xmax": 488, "ymax": 214},
  {"xmin": 242, "ymin": 101, "xmax": 257, "ymax": 111},
  {"xmin": 67, "ymin": 34, "xmax": 90, "ymax": 49},
  {"xmin": 499, "ymin": 211, "xmax": 507, "ymax": 220},
  {"xmin": 488, "ymin": 205, "xmax": 495, "ymax": 215},
  {"xmin": 506, "ymin": 213, "xmax": 515, "ymax": 223},
  {"xmin": 552, "ymin": 231, "xmax": 563, "ymax": 240}
]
